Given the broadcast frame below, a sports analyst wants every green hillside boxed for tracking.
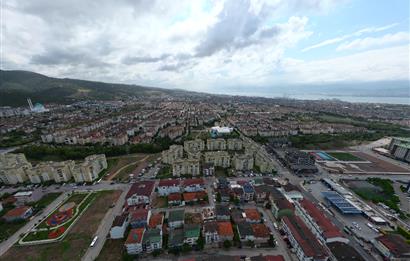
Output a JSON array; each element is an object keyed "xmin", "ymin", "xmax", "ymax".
[{"xmin": 0, "ymin": 70, "xmax": 176, "ymax": 106}]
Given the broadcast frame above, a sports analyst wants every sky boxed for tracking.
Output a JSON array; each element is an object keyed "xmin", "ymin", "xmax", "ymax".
[{"xmin": 1, "ymin": 0, "xmax": 409, "ymax": 94}]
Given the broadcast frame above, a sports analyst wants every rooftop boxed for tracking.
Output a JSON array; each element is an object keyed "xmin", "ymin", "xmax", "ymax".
[
  {"xmin": 168, "ymin": 209, "xmax": 185, "ymax": 222},
  {"xmin": 125, "ymin": 228, "xmax": 145, "ymax": 244},
  {"xmin": 376, "ymin": 234, "xmax": 410, "ymax": 258},
  {"xmin": 218, "ymin": 221, "xmax": 234, "ymax": 237},
  {"xmin": 244, "ymin": 208, "xmax": 261, "ymax": 221}
]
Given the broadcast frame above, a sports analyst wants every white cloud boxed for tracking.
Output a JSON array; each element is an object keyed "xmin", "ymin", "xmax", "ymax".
[
  {"xmin": 336, "ymin": 32, "xmax": 409, "ymax": 51},
  {"xmin": 302, "ymin": 23, "xmax": 399, "ymax": 52},
  {"xmin": 281, "ymin": 45, "xmax": 409, "ymax": 83}
]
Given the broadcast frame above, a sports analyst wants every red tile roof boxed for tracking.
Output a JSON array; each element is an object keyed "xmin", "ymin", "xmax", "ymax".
[
  {"xmin": 251, "ymin": 223, "xmax": 271, "ymax": 238},
  {"xmin": 125, "ymin": 228, "xmax": 145, "ymax": 244},
  {"xmin": 149, "ymin": 213, "xmax": 164, "ymax": 228},
  {"xmin": 217, "ymin": 221, "xmax": 234, "ymax": 237},
  {"xmin": 168, "ymin": 193, "xmax": 182, "ymax": 201},
  {"xmin": 283, "ymin": 215, "xmax": 328, "ymax": 259},
  {"xmin": 182, "ymin": 178, "xmax": 204, "ymax": 186},
  {"xmin": 3, "ymin": 206, "xmax": 31, "ymax": 219},
  {"xmin": 159, "ymin": 179, "xmax": 180, "ymax": 187},
  {"xmin": 127, "ymin": 181, "xmax": 155, "ymax": 199},
  {"xmin": 130, "ymin": 208, "xmax": 149, "ymax": 221},
  {"xmin": 264, "ymin": 256, "xmax": 286, "ymax": 261},
  {"xmin": 299, "ymin": 199, "xmax": 343, "ymax": 239},
  {"xmin": 245, "ymin": 208, "xmax": 261, "ymax": 221},
  {"xmin": 376, "ymin": 234, "xmax": 410, "ymax": 258},
  {"xmin": 112, "ymin": 213, "xmax": 127, "ymax": 227}
]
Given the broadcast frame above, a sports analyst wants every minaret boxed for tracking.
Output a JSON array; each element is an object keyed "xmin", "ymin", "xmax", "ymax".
[{"xmin": 27, "ymin": 98, "xmax": 34, "ymax": 111}]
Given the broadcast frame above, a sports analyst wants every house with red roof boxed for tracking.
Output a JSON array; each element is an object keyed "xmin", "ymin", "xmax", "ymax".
[
  {"xmin": 158, "ymin": 179, "xmax": 180, "ymax": 196},
  {"xmin": 217, "ymin": 221, "xmax": 234, "ymax": 242},
  {"xmin": 244, "ymin": 208, "xmax": 261, "ymax": 223},
  {"xmin": 148, "ymin": 213, "xmax": 164, "ymax": 229},
  {"xmin": 373, "ymin": 234, "xmax": 410, "ymax": 260},
  {"xmin": 251, "ymin": 223, "xmax": 271, "ymax": 246},
  {"xmin": 2, "ymin": 206, "xmax": 33, "ymax": 222},
  {"xmin": 129, "ymin": 208, "xmax": 151, "ymax": 228},
  {"xmin": 125, "ymin": 228, "xmax": 145, "ymax": 254},
  {"xmin": 126, "ymin": 181, "xmax": 155, "ymax": 206},
  {"xmin": 168, "ymin": 193, "xmax": 182, "ymax": 206},
  {"xmin": 282, "ymin": 215, "xmax": 329, "ymax": 261},
  {"xmin": 295, "ymin": 199, "xmax": 348, "ymax": 244},
  {"xmin": 183, "ymin": 191, "xmax": 207, "ymax": 204},
  {"xmin": 182, "ymin": 178, "xmax": 205, "ymax": 192}
]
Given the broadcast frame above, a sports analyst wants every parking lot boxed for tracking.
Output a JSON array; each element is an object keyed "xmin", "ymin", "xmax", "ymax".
[{"xmin": 305, "ymin": 181, "xmax": 381, "ymax": 242}]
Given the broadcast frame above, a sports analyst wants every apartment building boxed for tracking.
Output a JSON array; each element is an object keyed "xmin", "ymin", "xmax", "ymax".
[
  {"xmin": 162, "ymin": 145, "xmax": 183, "ymax": 164},
  {"xmin": 28, "ymin": 160, "xmax": 75, "ymax": 183},
  {"xmin": 227, "ymin": 138, "xmax": 243, "ymax": 151},
  {"xmin": 207, "ymin": 138, "xmax": 226, "ymax": 151},
  {"xmin": 233, "ymin": 153, "xmax": 254, "ymax": 171},
  {"xmin": 0, "ymin": 153, "xmax": 31, "ymax": 185},
  {"xmin": 204, "ymin": 151, "xmax": 231, "ymax": 168},
  {"xmin": 184, "ymin": 139, "xmax": 205, "ymax": 152},
  {"xmin": 72, "ymin": 154, "xmax": 107, "ymax": 182},
  {"xmin": 255, "ymin": 150, "xmax": 276, "ymax": 173},
  {"xmin": 172, "ymin": 159, "xmax": 200, "ymax": 177}
]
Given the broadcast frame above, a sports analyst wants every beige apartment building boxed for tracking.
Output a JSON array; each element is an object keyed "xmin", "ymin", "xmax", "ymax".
[
  {"xmin": 227, "ymin": 139, "xmax": 243, "ymax": 151},
  {"xmin": 204, "ymin": 151, "xmax": 231, "ymax": 168},
  {"xmin": 0, "ymin": 153, "xmax": 32, "ymax": 185},
  {"xmin": 255, "ymin": 150, "xmax": 275, "ymax": 173},
  {"xmin": 73, "ymin": 154, "xmax": 108, "ymax": 182},
  {"xmin": 184, "ymin": 139, "xmax": 205, "ymax": 152},
  {"xmin": 28, "ymin": 160, "xmax": 75, "ymax": 183},
  {"xmin": 172, "ymin": 159, "xmax": 200, "ymax": 176},
  {"xmin": 162, "ymin": 145, "xmax": 183, "ymax": 164},
  {"xmin": 206, "ymin": 138, "xmax": 226, "ymax": 151},
  {"xmin": 233, "ymin": 154, "xmax": 254, "ymax": 171}
]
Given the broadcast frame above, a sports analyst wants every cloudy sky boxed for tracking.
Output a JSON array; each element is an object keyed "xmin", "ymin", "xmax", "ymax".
[{"xmin": 2, "ymin": 0, "xmax": 409, "ymax": 94}]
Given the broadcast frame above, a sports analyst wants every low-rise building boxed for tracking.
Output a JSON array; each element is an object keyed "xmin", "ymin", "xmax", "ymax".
[
  {"xmin": 295, "ymin": 199, "xmax": 347, "ymax": 244},
  {"xmin": 204, "ymin": 221, "xmax": 219, "ymax": 245},
  {"xmin": 126, "ymin": 181, "xmax": 155, "ymax": 206},
  {"xmin": 157, "ymin": 179, "xmax": 180, "ymax": 196},
  {"xmin": 373, "ymin": 234, "xmax": 410, "ymax": 260},
  {"xmin": 142, "ymin": 228, "xmax": 162, "ymax": 253},
  {"xmin": 244, "ymin": 208, "xmax": 261, "ymax": 223},
  {"xmin": 110, "ymin": 213, "xmax": 129, "ymax": 239},
  {"xmin": 184, "ymin": 224, "xmax": 201, "ymax": 246},
  {"xmin": 129, "ymin": 208, "xmax": 151, "ymax": 228},
  {"xmin": 282, "ymin": 215, "xmax": 329, "ymax": 261},
  {"xmin": 218, "ymin": 221, "xmax": 234, "ymax": 242},
  {"xmin": 168, "ymin": 193, "xmax": 182, "ymax": 206},
  {"xmin": 169, "ymin": 228, "xmax": 184, "ymax": 249},
  {"xmin": 237, "ymin": 222, "xmax": 255, "ymax": 243},
  {"xmin": 169, "ymin": 209, "xmax": 185, "ymax": 229},
  {"xmin": 148, "ymin": 213, "xmax": 164, "ymax": 229},
  {"xmin": 183, "ymin": 178, "xmax": 205, "ymax": 192},
  {"xmin": 125, "ymin": 228, "xmax": 145, "ymax": 255},
  {"xmin": 2, "ymin": 206, "xmax": 33, "ymax": 222},
  {"xmin": 251, "ymin": 223, "xmax": 271, "ymax": 246}
]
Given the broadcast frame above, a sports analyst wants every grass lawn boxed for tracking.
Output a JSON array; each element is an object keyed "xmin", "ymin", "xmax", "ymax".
[
  {"xmin": 327, "ymin": 152, "xmax": 363, "ymax": 161},
  {"xmin": 156, "ymin": 165, "xmax": 172, "ymax": 179},
  {"xmin": 0, "ymin": 220, "xmax": 27, "ymax": 242},
  {"xmin": 31, "ymin": 193, "xmax": 62, "ymax": 210},
  {"xmin": 3, "ymin": 190, "xmax": 121, "ymax": 261}
]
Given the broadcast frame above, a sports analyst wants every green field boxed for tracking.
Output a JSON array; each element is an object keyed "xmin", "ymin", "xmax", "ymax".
[{"xmin": 327, "ymin": 152, "xmax": 363, "ymax": 161}]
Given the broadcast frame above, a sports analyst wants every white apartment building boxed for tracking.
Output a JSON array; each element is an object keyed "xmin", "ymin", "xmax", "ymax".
[
  {"xmin": 162, "ymin": 145, "xmax": 183, "ymax": 164},
  {"xmin": 206, "ymin": 138, "xmax": 226, "ymax": 151},
  {"xmin": 233, "ymin": 153, "xmax": 254, "ymax": 171},
  {"xmin": 204, "ymin": 151, "xmax": 231, "ymax": 168},
  {"xmin": 172, "ymin": 159, "xmax": 200, "ymax": 177}
]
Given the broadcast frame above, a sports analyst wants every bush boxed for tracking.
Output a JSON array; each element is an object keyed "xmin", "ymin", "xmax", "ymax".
[{"xmin": 223, "ymin": 240, "xmax": 232, "ymax": 249}]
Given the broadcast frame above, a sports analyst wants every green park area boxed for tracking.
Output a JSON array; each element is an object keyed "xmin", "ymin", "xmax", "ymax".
[
  {"xmin": 22, "ymin": 192, "xmax": 94, "ymax": 243},
  {"xmin": 350, "ymin": 178, "xmax": 402, "ymax": 216},
  {"xmin": 0, "ymin": 192, "xmax": 62, "ymax": 242},
  {"xmin": 327, "ymin": 152, "xmax": 363, "ymax": 161}
]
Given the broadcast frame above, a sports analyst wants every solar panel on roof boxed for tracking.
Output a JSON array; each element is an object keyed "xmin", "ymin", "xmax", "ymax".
[{"xmin": 321, "ymin": 191, "xmax": 362, "ymax": 214}]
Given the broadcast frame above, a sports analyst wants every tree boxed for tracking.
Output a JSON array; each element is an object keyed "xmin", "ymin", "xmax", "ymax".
[
  {"xmin": 152, "ymin": 249, "xmax": 162, "ymax": 257},
  {"xmin": 223, "ymin": 240, "xmax": 232, "ymax": 249},
  {"xmin": 268, "ymin": 235, "xmax": 276, "ymax": 247},
  {"xmin": 182, "ymin": 243, "xmax": 192, "ymax": 253},
  {"xmin": 196, "ymin": 234, "xmax": 205, "ymax": 250},
  {"xmin": 247, "ymin": 240, "xmax": 255, "ymax": 248},
  {"xmin": 216, "ymin": 192, "xmax": 222, "ymax": 203}
]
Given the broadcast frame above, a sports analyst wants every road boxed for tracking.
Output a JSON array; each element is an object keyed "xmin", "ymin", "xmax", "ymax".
[
  {"xmin": 81, "ymin": 187, "xmax": 129, "ymax": 261},
  {"xmin": 258, "ymin": 207, "xmax": 295, "ymax": 261},
  {"xmin": 0, "ymin": 192, "xmax": 69, "ymax": 256}
]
